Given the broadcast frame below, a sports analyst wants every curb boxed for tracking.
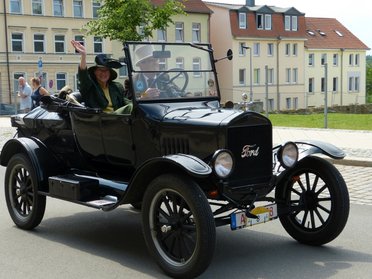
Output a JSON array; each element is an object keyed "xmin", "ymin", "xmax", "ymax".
[{"xmin": 327, "ymin": 158, "xmax": 372, "ymax": 168}]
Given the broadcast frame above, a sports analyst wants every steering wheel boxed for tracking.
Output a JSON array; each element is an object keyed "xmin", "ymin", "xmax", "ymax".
[{"xmin": 150, "ymin": 68, "xmax": 189, "ymax": 97}]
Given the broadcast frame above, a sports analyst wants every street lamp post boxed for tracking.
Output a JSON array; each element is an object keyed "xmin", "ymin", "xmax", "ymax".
[{"xmin": 242, "ymin": 46, "xmax": 253, "ymax": 102}]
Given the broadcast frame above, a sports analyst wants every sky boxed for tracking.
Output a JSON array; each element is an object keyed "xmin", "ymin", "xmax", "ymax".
[{"xmin": 204, "ymin": 0, "xmax": 371, "ymax": 54}]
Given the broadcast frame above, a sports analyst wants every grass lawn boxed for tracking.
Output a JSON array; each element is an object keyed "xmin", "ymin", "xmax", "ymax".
[{"xmin": 268, "ymin": 113, "xmax": 372, "ymax": 130}]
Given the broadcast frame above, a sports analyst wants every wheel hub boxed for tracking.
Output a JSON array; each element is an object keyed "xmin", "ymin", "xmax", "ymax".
[{"xmin": 301, "ymin": 191, "xmax": 318, "ymax": 210}]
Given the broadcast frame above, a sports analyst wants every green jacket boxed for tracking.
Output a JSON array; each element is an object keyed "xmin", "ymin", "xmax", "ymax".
[{"xmin": 78, "ymin": 67, "xmax": 131, "ymax": 111}]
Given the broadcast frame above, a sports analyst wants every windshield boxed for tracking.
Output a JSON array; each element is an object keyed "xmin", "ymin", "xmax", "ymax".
[{"xmin": 125, "ymin": 42, "xmax": 219, "ymax": 101}]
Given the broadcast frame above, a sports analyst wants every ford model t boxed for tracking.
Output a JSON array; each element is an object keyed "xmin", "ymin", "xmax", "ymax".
[{"xmin": 0, "ymin": 42, "xmax": 349, "ymax": 278}]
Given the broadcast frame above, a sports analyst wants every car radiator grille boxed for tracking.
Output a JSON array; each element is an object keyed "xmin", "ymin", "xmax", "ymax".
[
  {"xmin": 162, "ymin": 137, "xmax": 190, "ymax": 155},
  {"xmin": 227, "ymin": 125, "xmax": 272, "ymax": 186}
]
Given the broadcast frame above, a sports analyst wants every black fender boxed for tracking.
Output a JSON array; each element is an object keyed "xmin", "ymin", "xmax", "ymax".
[
  {"xmin": 121, "ymin": 154, "xmax": 212, "ymax": 204},
  {"xmin": 0, "ymin": 137, "xmax": 62, "ymax": 189},
  {"xmin": 295, "ymin": 140, "xmax": 345, "ymax": 160}
]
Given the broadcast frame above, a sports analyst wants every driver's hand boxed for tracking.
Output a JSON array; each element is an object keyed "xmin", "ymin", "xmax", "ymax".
[{"xmin": 141, "ymin": 88, "xmax": 160, "ymax": 99}]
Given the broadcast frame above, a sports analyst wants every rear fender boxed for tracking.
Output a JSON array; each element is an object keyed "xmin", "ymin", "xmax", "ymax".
[
  {"xmin": 122, "ymin": 154, "xmax": 212, "ymax": 204},
  {"xmin": 0, "ymin": 137, "xmax": 62, "ymax": 189}
]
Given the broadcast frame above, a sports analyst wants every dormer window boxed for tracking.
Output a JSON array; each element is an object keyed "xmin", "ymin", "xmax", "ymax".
[
  {"xmin": 285, "ymin": 15, "xmax": 298, "ymax": 31},
  {"xmin": 239, "ymin": 12, "xmax": 247, "ymax": 29},
  {"xmin": 256, "ymin": 14, "xmax": 272, "ymax": 30}
]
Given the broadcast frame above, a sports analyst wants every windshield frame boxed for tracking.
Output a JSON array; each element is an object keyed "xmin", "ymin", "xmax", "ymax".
[{"xmin": 123, "ymin": 41, "xmax": 221, "ymax": 104}]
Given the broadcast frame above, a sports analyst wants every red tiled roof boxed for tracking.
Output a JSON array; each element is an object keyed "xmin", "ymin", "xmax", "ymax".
[
  {"xmin": 305, "ymin": 17, "xmax": 369, "ymax": 50},
  {"xmin": 151, "ymin": 0, "xmax": 212, "ymax": 14}
]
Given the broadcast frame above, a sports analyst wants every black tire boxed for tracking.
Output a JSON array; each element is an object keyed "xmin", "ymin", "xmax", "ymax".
[
  {"xmin": 275, "ymin": 156, "xmax": 349, "ymax": 246},
  {"xmin": 4, "ymin": 153, "xmax": 46, "ymax": 230},
  {"xmin": 142, "ymin": 174, "xmax": 215, "ymax": 278}
]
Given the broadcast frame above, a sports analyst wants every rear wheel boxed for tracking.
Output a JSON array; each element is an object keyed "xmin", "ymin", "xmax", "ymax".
[
  {"xmin": 5, "ymin": 153, "xmax": 46, "ymax": 230},
  {"xmin": 142, "ymin": 174, "xmax": 215, "ymax": 278},
  {"xmin": 275, "ymin": 156, "xmax": 349, "ymax": 246}
]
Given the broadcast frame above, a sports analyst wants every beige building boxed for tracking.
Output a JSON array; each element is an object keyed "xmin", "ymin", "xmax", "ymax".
[
  {"xmin": 0, "ymin": 0, "xmax": 111, "ymax": 107},
  {"xmin": 206, "ymin": 0, "xmax": 369, "ymax": 110},
  {"xmin": 0, "ymin": 0, "xmax": 211, "ymax": 109}
]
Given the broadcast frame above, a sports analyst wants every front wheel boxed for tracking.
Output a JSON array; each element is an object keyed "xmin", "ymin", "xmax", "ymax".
[
  {"xmin": 5, "ymin": 153, "xmax": 46, "ymax": 230},
  {"xmin": 142, "ymin": 174, "xmax": 215, "ymax": 278},
  {"xmin": 275, "ymin": 156, "xmax": 349, "ymax": 246}
]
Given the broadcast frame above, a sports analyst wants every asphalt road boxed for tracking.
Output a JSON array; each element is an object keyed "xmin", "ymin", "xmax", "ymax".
[{"xmin": 0, "ymin": 166, "xmax": 371, "ymax": 279}]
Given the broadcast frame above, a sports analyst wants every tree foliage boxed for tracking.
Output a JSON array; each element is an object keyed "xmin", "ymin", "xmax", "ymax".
[{"xmin": 85, "ymin": 0, "xmax": 186, "ymax": 42}]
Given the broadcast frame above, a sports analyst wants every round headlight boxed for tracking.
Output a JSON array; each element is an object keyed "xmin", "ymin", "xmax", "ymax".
[
  {"xmin": 278, "ymin": 142, "xmax": 298, "ymax": 168},
  {"xmin": 213, "ymin": 150, "xmax": 234, "ymax": 178}
]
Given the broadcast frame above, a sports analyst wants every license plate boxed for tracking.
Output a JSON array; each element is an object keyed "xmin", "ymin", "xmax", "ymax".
[{"xmin": 230, "ymin": 204, "xmax": 278, "ymax": 230}]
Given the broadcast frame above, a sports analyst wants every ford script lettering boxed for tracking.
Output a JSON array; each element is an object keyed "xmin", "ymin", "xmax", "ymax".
[{"xmin": 241, "ymin": 145, "xmax": 260, "ymax": 158}]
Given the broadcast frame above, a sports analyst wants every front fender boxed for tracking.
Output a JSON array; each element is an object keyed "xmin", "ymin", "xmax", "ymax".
[
  {"xmin": 295, "ymin": 140, "xmax": 345, "ymax": 160},
  {"xmin": 121, "ymin": 154, "xmax": 212, "ymax": 204},
  {"xmin": 0, "ymin": 137, "xmax": 62, "ymax": 189}
]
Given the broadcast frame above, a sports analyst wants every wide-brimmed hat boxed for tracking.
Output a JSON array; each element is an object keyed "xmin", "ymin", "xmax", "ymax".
[
  {"xmin": 135, "ymin": 44, "xmax": 155, "ymax": 66},
  {"xmin": 88, "ymin": 54, "xmax": 122, "ymax": 81}
]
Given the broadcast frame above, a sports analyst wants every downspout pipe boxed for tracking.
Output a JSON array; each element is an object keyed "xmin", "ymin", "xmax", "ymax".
[{"xmin": 3, "ymin": 0, "xmax": 12, "ymax": 103}]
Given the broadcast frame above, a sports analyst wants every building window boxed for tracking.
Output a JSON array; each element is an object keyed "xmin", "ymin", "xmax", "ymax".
[
  {"xmin": 73, "ymin": 0, "xmax": 83, "ymax": 17},
  {"xmin": 92, "ymin": 0, "xmax": 101, "ymax": 18},
  {"xmin": 157, "ymin": 29, "xmax": 166, "ymax": 42},
  {"xmin": 355, "ymin": 54, "xmax": 360, "ymax": 66},
  {"xmin": 175, "ymin": 22, "xmax": 184, "ymax": 42},
  {"xmin": 268, "ymin": 99, "xmax": 274, "ymax": 112},
  {"xmin": 74, "ymin": 35, "xmax": 84, "ymax": 53},
  {"xmin": 239, "ymin": 12, "xmax": 246, "ymax": 29},
  {"xmin": 286, "ymin": 98, "xmax": 291, "ymax": 110},
  {"xmin": 256, "ymin": 14, "xmax": 263, "ymax": 29},
  {"xmin": 253, "ymin": 43, "xmax": 260, "ymax": 56},
  {"xmin": 321, "ymin": 77, "xmax": 325, "ymax": 92},
  {"xmin": 348, "ymin": 77, "xmax": 353, "ymax": 91},
  {"xmin": 291, "ymin": 16, "xmax": 298, "ymax": 31},
  {"xmin": 284, "ymin": 15, "xmax": 297, "ymax": 31},
  {"xmin": 264, "ymin": 14, "xmax": 272, "ymax": 30},
  {"xmin": 355, "ymin": 77, "xmax": 360, "ymax": 91},
  {"xmin": 333, "ymin": 54, "xmax": 338, "ymax": 66},
  {"xmin": 11, "ymin": 33, "xmax": 23, "ymax": 52},
  {"xmin": 285, "ymin": 43, "xmax": 290, "ymax": 56},
  {"xmin": 53, "ymin": 0, "xmax": 64, "ymax": 16},
  {"xmin": 14, "ymin": 72, "xmax": 26, "ymax": 93},
  {"xmin": 292, "ymin": 68, "xmax": 298, "ymax": 84},
  {"xmin": 349, "ymin": 54, "xmax": 354, "ymax": 66},
  {"xmin": 333, "ymin": 77, "xmax": 338, "ymax": 92},
  {"xmin": 192, "ymin": 57, "xmax": 201, "ymax": 77},
  {"xmin": 54, "ymin": 35, "xmax": 65, "ymax": 53},
  {"xmin": 239, "ymin": 69, "xmax": 246, "ymax": 85},
  {"xmin": 176, "ymin": 57, "xmax": 184, "ymax": 69},
  {"xmin": 292, "ymin": 43, "xmax": 298, "ymax": 56},
  {"xmin": 308, "ymin": 78, "xmax": 314, "ymax": 93},
  {"xmin": 32, "ymin": 0, "xmax": 43, "ymax": 15},
  {"xmin": 293, "ymin": 97, "xmax": 298, "ymax": 110},
  {"xmin": 267, "ymin": 68, "xmax": 274, "ymax": 84},
  {"xmin": 192, "ymin": 23, "xmax": 201, "ymax": 43},
  {"xmin": 253, "ymin": 68, "xmax": 260, "ymax": 84},
  {"xmin": 10, "ymin": 0, "xmax": 22, "ymax": 13},
  {"xmin": 267, "ymin": 43, "xmax": 274, "ymax": 56},
  {"xmin": 285, "ymin": 68, "xmax": 291, "ymax": 83},
  {"xmin": 239, "ymin": 42, "xmax": 246, "ymax": 56},
  {"xmin": 55, "ymin": 73, "xmax": 66, "ymax": 90},
  {"xmin": 94, "ymin": 37, "xmax": 103, "ymax": 53},
  {"xmin": 34, "ymin": 34, "xmax": 45, "ymax": 53},
  {"xmin": 159, "ymin": 58, "xmax": 167, "ymax": 71},
  {"xmin": 119, "ymin": 65, "xmax": 128, "ymax": 77},
  {"xmin": 321, "ymin": 53, "xmax": 327, "ymax": 65},
  {"xmin": 309, "ymin": 53, "xmax": 314, "ymax": 66}
]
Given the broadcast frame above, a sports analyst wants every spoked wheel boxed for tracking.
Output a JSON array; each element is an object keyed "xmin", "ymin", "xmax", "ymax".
[
  {"xmin": 276, "ymin": 156, "xmax": 349, "ymax": 246},
  {"xmin": 5, "ymin": 154, "xmax": 46, "ymax": 230},
  {"xmin": 142, "ymin": 174, "xmax": 215, "ymax": 278}
]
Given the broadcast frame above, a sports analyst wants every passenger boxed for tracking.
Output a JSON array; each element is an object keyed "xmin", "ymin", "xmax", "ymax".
[
  {"xmin": 30, "ymin": 77, "xmax": 50, "ymax": 109},
  {"xmin": 17, "ymin": 77, "xmax": 32, "ymax": 113},
  {"xmin": 70, "ymin": 40, "xmax": 132, "ymax": 114}
]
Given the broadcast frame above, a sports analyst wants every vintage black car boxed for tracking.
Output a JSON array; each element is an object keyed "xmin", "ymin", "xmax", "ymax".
[{"xmin": 0, "ymin": 42, "xmax": 349, "ymax": 278}]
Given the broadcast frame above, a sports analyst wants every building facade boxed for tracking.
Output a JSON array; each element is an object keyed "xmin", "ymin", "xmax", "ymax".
[
  {"xmin": 0, "ymin": 0, "xmax": 110, "ymax": 107},
  {"xmin": 206, "ymin": 0, "xmax": 369, "ymax": 110}
]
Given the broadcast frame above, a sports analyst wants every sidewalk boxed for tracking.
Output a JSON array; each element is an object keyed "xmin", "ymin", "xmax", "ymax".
[{"xmin": 1, "ymin": 116, "xmax": 372, "ymax": 166}]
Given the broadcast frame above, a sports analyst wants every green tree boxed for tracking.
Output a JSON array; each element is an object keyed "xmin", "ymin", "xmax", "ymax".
[{"xmin": 85, "ymin": 0, "xmax": 185, "ymax": 42}]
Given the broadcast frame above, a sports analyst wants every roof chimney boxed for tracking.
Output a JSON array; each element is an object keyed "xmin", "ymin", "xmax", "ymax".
[{"xmin": 246, "ymin": 0, "xmax": 255, "ymax": 7}]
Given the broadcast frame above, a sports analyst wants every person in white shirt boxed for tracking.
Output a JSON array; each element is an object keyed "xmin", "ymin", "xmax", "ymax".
[{"xmin": 17, "ymin": 77, "xmax": 32, "ymax": 113}]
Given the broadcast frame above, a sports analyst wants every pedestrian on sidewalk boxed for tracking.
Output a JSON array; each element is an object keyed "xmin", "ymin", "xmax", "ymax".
[
  {"xmin": 17, "ymin": 77, "xmax": 32, "ymax": 113},
  {"xmin": 30, "ymin": 77, "xmax": 50, "ymax": 109}
]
